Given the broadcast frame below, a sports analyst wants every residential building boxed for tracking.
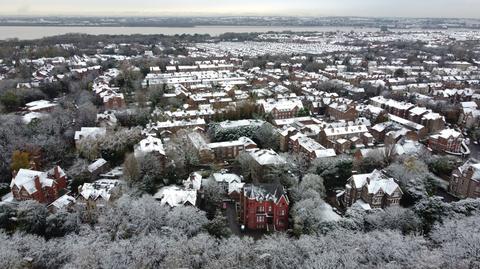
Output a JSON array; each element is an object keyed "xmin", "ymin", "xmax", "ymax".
[
  {"xmin": 134, "ymin": 135, "xmax": 167, "ymax": 168},
  {"xmin": 154, "ymin": 186, "xmax": 197, "ymax": 207},
  {"xmin": 10, "ymin": 166, "xmax": 68, "ymax": 204},
  {"xmin": 48, "ymin": 194, "xmax": 76, "ymax": 213},
  {"xmin": 428, "ymin": 129, "xmax": 464, "ymax": 154},
  {"xmin": 343, "ymin": 169, "xmax": 403, "ymax": 209},
  {"xmin": 289, "ymin": 133, "xmax": 336, "ymax": 161},
  {"xmin": 449, "ymin": 159, "xmax": 480, "ymax": 199},
  {"xmin": 240, "ymin": 184, "xmax": 289, "ymax": 231},
  {"xmin": 247, "ymin": 149, "xmax": 287, "ymax": 182},
  {"xmin": 74, "ymin": 127, "xmax": 107, "ymax": 147},
  {"xmin": 77, "ymin": 179, "xmax": 123, "ymax": 211},
  {"xmin": 211, "ymin": 172, "xmax": 243, "ymax": 193},
  {"xmin": 188, "ymin": 132, "xmax": 257, "ymax": 164},
  {"xmin": 258, "ymin": 99, "xmax": 304, "ymax": 119}
]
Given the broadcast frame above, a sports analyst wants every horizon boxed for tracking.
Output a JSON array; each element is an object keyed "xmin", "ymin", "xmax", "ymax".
[{"xmin": 1, "ymin": 0, "xmax": 479, "ymax": 19}]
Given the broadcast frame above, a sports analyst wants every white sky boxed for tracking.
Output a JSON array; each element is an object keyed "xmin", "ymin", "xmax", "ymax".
[{"xmin": 0, "ymin": 0, "xmax": 478, "ymax": 18}]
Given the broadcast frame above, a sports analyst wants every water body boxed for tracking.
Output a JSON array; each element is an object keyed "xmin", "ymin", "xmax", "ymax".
[{"xmin": 0, "ymin": 25, "xmax": 383, "ymax": 40}]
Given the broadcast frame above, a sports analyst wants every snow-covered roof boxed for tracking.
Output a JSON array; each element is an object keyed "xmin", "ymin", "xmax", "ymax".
[
  {"xmin": 88, "ymin": 158, "xmax": 107, "ymax": 173},
  {"xmin": 388, "ymin": 114, "xmax": 424, "ymax": 131},
  {"xmin": 154, "ymin": 186, "xmax": 197, "ymax": 207},
  {"xmin": 134, "ymin": 135, "xmax": 165, "ymax": 157},
  {"xmin": 457, "ymin": 159, "xmax": 480, "ymax": 182},
  {"xmin": 248, "ymin": 149, "xmax": 286, "ymax": 166},
  {"xmin": 49, "ymin": 194, "xmax": 75, "ymax": 210},
  {"xmin": 25, "ymin": 100, "xmax": 57, "ymax": 111},
  {"xmin": 228, "ymin": 182, "xmax": 245, "ymax": 195},
  {"xmin": 10, "ymin": 166, "xmax": 65, "ymax": 195},
  {"xmin": 350, "ymin": 169, "xmax": 401, "ymax": 196},
  {"xmin": 212, "ymin": 173, "xmax": 242, "ymax": 185},
  {"xmin": 314, "ymin": 148, "xmax": 337, "ymax": 158},
  {"xmin": 208, "ymin": 136, "xmax": 256, "ymax": 149},
  {"xmin": 259, "ymin": 99, "xmax": 304, "ymax": 113},
  {"xmin": 324, "ymin": 125, "xmax": 369, "ymax": 137},
  {"xmin": 22, "ymin": 112, "xmax": 48, "ymax": 124},
  {"xmin": 218, "ymin": 119, "xmax": 265, "ymax": 129},
  {"xmin": 243, "ymin": 183, "xmax": 288, "ymax": 204},
  {"xmin": 74, "ymin": 127, "xmax": 107, "ymax": 141},
  {"xmin": 430, "ymin": 128, "xmax": 462, "ymax": 140},
  {"xmin": 183, "ymin": 172, "xmax": 202, "ymax": 191},
  {"xmin": 79, "ymin": 179, "xmax": 121, "ymax": 201},
  {"xmin": 10, "ymin": 169, "xmax": 47, "ymax": 194}
]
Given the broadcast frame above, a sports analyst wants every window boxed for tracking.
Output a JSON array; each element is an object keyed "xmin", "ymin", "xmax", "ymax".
[
  {"xmin": 257, "ymin": 206, "xmax": 265, "ymax": 213},
  {"xmin": 268, "ymin": 206, "xmax": 272, "ymax": 212},
  {"xmin": 257, "ymin": 215, "xmax": 265, "ymax": 223},
  {"xmin": 280, "ymin": 209, "xmax": 285, "ymax": 216}
]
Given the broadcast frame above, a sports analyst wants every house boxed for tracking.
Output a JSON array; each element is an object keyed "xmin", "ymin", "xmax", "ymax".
[
  {"xmin": 258, "ymin": 99, "xmax": 304, "ymax": 119},
  {"xmin": 459, "ymin": 101, "xmax": 480, "ymax": 128},
  {"xmin": 208, "ymin": 137, "xmax": 257, "ymax": 162},
  {"xmin": 77, "ymin": 179, "xmax": 123, "ymax": 211},
  {"xmin": 370, "ymin": 121, "xmax": 417, "ymax": 144},
  {"xmin": 10, "ymin": 166, "xmax": 68, "ymax": 204},
  {"xmin": 289, "ymin": 133, "xmax": 336, "ymax": 161},
  {"xmin": 449, "ymin": 159, "xmax": 480, "ymax": 199},
  {"xmin": 188, "ymin": 132, "xmax": 257, "ymax": 164},
  {"xmin": 183, "ymin": 172, "xmax": 203, "ymax": 191},
  {"xmin": 48, "ymin": 194, "xmax": 76, "ymax": 213},
  {"xmin": 370, "ymin": 96, "xmax": 415, "ymax": 118},
  {"xmin": 319, "ymin": 125, "xmax": 373, "ymax": 153},
  {"xmin": 24, "ymin": 100, "xmax": 57, "ymax": 113},
  {"xmin": 134, "ymin": 135, "xmax": 167, "ymax": 167},
  {"xmin": 96, "ymin": 111, "xmax": 118, "ymax": 129},
  {"xmin": 343, "ymin": 169, "xmax": 402, "ymax": 209},
  {"xmin": 240, "ymin": 183, "xmax": 289, "ymax": 231},
  {"xmin": 154, "ymin": 186, "xmax": 197, "ymax": 207},
  {"xmin": 145, "ymin": 118, "xmax": 206, "ymax": 136},
  {"xmin": 211, "ymin": 172, "xmax": 243, "ymax": 193},
  {"xmin": 228, "ymin": 182, "xmax": 245, "ymax": 201},
  {"xmin": 247, "ymin": 149, "xmax": 287, "ymax": 182},
  {"xmin": 428, "ymin": 129, "xmax": 464, "ymax": 154},
  {"xmin": 74, "ymin": 127, "xmax": 107, "ymax": 147},
  {"xmin": 387, "ymin": 114, "xmax": 428, "ymax": 139},
  {"xmin": 87, "ymin": 158, "xmax": 110, "ymax": 180},
  {"xmin": 327, "ymin": 101, "xmax": 358, "ymax": 121}
]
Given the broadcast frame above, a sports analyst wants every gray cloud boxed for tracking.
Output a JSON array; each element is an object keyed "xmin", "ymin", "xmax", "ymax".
[{"xmin": 0, "ymin": 0, "xmax": 477, "ymax": 18}]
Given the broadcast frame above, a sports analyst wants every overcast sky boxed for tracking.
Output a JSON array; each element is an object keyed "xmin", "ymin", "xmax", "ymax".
[{"xmin": 1, "ymin": 0, "xmax": 478, "ymax": 18}]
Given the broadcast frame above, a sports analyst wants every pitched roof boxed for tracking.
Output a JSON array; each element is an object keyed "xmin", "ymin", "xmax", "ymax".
[
  {"xmin": 10, "ymin": 167, "xmax": 65, "ymax": 195},
  {"xmin": 243, "ymin": 183, "xmax": 289, "ymax": 204},
  {"xmin": 350, "ymin": 169, "xmax": 401, "ymax": 196}
]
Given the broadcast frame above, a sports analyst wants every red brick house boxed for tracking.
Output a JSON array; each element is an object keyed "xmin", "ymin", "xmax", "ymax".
[
  {"xmin": 10, "ymin": 166, "xmax": 68, "ymax": 204},
  {"xmin": 327, "ymin": 102, "xmax": 358, "ymax": 122},
  {"xmin": 428, "ymin": 129, "xmax": 464, "ymax": 154},
  {"xmin": 103, "ymin": 93, "xmax": 126, "ymax": 110},
  {"xmin": 240, "ymin": 184, "xmax": 289, "ymax": 232},
  {"xmin": 449, "ymin": 159, "xmax": 480, "ymax": 199}
]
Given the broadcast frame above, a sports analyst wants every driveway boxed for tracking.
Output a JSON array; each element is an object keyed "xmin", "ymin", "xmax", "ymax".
[{"xmin": 225, "ymin": 201, "xmax": 241, "ymax": 236}]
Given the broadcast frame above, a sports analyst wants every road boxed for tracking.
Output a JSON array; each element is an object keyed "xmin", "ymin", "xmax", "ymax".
[{"xmin": 469, "ymin": 143, "xmax": 480, "ymax": 160}]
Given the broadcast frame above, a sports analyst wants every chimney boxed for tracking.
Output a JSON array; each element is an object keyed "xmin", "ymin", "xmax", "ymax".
[
  {"xmin": 54, "ymin": 166, "xmax": 60, "ymax": 179},
  {"xmin": 34, "ymin": 176, "xmax": 42, "ymax": 192}
]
